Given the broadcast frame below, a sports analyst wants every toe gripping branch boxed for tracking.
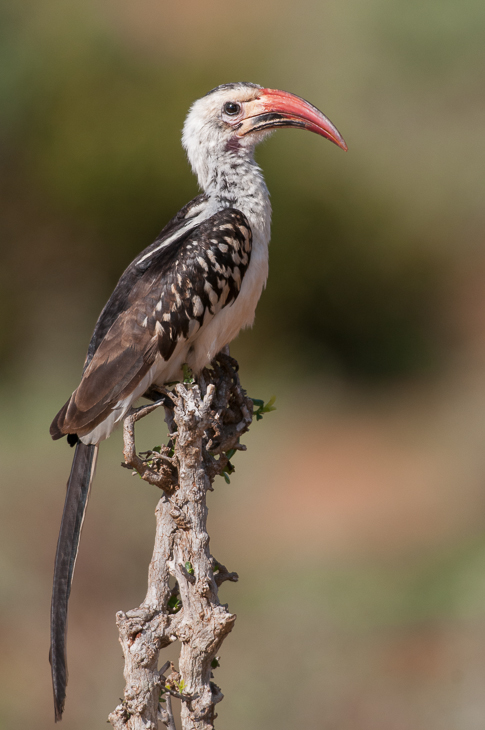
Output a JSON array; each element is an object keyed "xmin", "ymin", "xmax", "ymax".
[{"xmin": 122, "ymin": 353, "xmax": 253, "ymax": 494}]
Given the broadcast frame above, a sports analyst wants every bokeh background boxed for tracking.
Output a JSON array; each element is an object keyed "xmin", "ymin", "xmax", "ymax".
[{"xmin": 1, "ymin": 0, "xmax": 485, "ymax": 727}]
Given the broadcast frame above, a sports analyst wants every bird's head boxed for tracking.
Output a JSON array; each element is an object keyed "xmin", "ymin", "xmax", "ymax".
[{"xmin": 182, "ymin": 82, "xmax": 347, "ymax": 191}]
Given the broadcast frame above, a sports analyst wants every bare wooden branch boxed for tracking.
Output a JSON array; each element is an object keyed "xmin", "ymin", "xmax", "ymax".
[{"xmin": 109, "ymin": 356, "xmax": 253, "ymax": 730}]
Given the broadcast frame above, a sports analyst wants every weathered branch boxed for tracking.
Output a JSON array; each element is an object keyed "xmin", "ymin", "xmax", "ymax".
[{"xmin": 109, "ymin": 355, "xmax": 253, "ymax": 730}]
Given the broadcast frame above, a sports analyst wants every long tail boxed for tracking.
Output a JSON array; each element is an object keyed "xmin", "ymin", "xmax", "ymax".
[{"xmin": 50, "ymin": 442, "xmax": 98, "ymax": 721}]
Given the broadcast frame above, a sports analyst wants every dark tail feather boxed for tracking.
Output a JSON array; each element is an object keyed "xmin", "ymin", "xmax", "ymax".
[{"xmin": 50, "ymin": 442, "xmax": 98, "ymax": 721}]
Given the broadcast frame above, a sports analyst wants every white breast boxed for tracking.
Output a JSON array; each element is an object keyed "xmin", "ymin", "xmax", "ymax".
[{"xmin": 187, "ymin": 229, "xmax": 269, "ymax": 372}]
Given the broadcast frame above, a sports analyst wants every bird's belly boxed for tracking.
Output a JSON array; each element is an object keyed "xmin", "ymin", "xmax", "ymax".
[{"xmin": 187, "ymin": 247, "xmax": 269, "ymax": 373}]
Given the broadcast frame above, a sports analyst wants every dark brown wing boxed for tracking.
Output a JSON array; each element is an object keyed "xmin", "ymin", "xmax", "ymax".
[
  {"xmin": 85, "ymin": 193, "xmax": 208, "ymax": 364},
  {"xmin": 50, "ymin": 206, "xmax": 252, "ymax": 439}
]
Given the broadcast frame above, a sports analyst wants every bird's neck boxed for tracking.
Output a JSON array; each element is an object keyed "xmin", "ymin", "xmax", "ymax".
[{"xmin": 201, "ymin": 150, "xmax": 272, "ymax": 245}]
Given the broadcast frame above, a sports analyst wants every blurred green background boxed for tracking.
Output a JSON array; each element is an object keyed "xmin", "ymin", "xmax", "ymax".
[{"xmin": 2, "ymin": 0, "xmax": 485, "ymax": 727}]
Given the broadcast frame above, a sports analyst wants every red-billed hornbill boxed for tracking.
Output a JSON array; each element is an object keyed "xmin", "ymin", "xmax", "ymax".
[{"xmin": 49, "ymin": 82, "xmax": 346, "ymax": 720}]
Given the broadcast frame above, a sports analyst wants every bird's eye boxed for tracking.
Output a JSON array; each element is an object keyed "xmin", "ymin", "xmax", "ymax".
[{"xmin": 223, "ymin": 101, "xmax": 241, "ymax": 116}]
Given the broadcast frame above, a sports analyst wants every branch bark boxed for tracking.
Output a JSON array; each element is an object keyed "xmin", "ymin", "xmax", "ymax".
[{"xmin": 109, "ymin": 355, "xmax": 253, "ymax": 730}]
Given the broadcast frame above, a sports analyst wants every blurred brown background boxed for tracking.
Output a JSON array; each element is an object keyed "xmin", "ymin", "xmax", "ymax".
[{"xmin": 2, "ymin": 0, "xmax": 485, "ymax": 727}]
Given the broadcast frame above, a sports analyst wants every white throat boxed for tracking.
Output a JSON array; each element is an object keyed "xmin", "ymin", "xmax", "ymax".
[
  {"xmin": 207, "ymin": 150, "xmax": 272, "ymax": 244},
  {"xmin": 187, "ymin": 141, "xmax": 272, "ymax": 247}
]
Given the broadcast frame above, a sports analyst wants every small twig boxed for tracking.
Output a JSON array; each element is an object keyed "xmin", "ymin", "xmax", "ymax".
[
  {"xmin": 160, "ymin": 693, "xmax": 177, "ymax": 730},
  {"xmin": 178, "ymin": 563, "xmax": 196, "ymax": 585},
  {"xmin": 122, "ymin": 402, "xmax": 177, "ymax": 493},
  {"xmin": 212, "ymin": 560, "xmax": 239, "ymax": 587},
  {"xmin": 158, "ymin": 661, "xmax": 177, "ymax": 730}
]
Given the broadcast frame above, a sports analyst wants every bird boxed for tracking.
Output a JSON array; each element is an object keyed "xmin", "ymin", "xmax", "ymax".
[{"xmin": 49, "ymin": 81, "xmax": 347, "ymax": 720}]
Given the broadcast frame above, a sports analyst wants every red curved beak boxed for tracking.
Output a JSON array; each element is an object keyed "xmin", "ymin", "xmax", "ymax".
[{"xmin": 238, "ymin": 88, "xmax": 348, "ymax": 151}]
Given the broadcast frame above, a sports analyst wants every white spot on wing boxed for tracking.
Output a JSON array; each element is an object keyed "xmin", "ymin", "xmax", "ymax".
[
  {"xmin": 193, "ymin": 295, "xmax": 204, "ymax": 317},
  {"xmin": 232, "ymin": 267, "xmax": 241, "ymax": 286},
  {"xmin": 204, "ymin": 280, "xmax": 219, "ymax": 306},
  {"xmin": 135, "ymin": 199, "xmax": 210, "ymax": 267},
  {"xmin": 186, "ymin": 201, "xmax": 206, "ymax": 218},
  {"xmin": 137, "ymin": 222, "xmax": 196, "ymax": 265}
]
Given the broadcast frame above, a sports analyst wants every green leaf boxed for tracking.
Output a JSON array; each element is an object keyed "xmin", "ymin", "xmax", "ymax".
[
  {"xmin": 211, "ymin": 657, "xmax": 220, "ymax": 669},
  {"xmin": 264, "ymin": 395, "xmax": 277, "ymax": 412},
  {"xmin": 185, "ymin": 561, "xmax": 194, "ymax": 575},
  {"xmin": 167, "ymin": 594, "xmax": 181, "ymax": 612},
  {"xmin": 182, "ymin": 364, "xmax": 195, "ymax": 384},
  {"xmin": 223, "ymin": 471, "xmax": 231, "ymax": 484},
  {"xmin": 251, "ymin": 395, "xmax": 277, "ymax": 421}
]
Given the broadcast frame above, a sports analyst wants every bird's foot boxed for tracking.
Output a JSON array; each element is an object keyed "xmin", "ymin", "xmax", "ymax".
[
  {"xmin": 214, "ymin": 351, "xmax": 239, "ymax": 373},
  {"xmin": 142, "ymin": 385, "xmax": 175, "ymax": 409}
]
